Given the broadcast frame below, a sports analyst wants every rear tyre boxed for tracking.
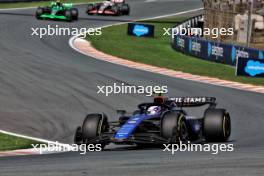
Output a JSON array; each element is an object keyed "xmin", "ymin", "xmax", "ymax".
[
  {"xmin": 111, "ymin": 5, "xmax": 120, "ymax": 16},
  {"xmin": 74, "ymin": 126, "xmax": 83, "ymax": 145},
  {"xmin": 64, "ymin": 10, "xmax": 72, "ymax": 22},
  {"xmin": 82, "ymin": 113, "xmax": 109, "ymax": 149},
  {"xmin": 161, "ymin": 111, "xmax": 188, "ymax": 143},
  {"xmin": 121, "ymin": 4, "xmax": 130, "ymax": 15},
  {"xmin": 203, "ymin": 109, "xmax": 231, "ymax": 142},
  {"xmin": 71, "ymin": 8, "xmax": 78, "ymax": 20},
  {"xmin": 36, "ymin": 7, "xmax": 43, "ymax": 19}
]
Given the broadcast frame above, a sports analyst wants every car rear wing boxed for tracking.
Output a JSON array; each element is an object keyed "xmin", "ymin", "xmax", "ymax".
[{"xmin": 168, "ymin": 97, "xmax": 216, "ymax": 107}]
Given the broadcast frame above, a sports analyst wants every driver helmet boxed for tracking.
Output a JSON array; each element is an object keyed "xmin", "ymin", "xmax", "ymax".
[{"xmin": 147, "ymin": 106, "xmax": 161, "ymax": 115}]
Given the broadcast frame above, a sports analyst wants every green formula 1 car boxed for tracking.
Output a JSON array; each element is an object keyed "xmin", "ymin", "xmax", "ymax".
[{"xmin": 36, "ymin": 1, "xmax": 78, "ymax": 22}]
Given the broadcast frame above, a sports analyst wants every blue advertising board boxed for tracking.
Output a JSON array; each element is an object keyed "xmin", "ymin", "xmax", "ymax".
[
  {"xmin": 127, "ymin": 23, "xmax": 155, "ymax": 38},
  {"xmin": 207, "ymin": 42, "xmax": 229, "ymax": 64},
  {"xmin": 236, "ymin": 58, "xmax": 264, "ymax": 77},
  {"xmin": 174, "ymin": 35, "xmax": 188, "ymax": 52},
  {"xmin": 172, "ymin": 34, "xmax": 264, "ymax": 66},
  {"xmin": 188, "ymin": 38, "xmax": 208, "ymax": 59}
]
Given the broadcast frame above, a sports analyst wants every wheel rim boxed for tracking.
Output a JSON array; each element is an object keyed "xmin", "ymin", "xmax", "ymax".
[
  {"xmin": 179, "ymin": 121, "xmax": 188, "ymax": 142},
  {"xmin": 223, "ymin": 114, "xmax": 231, "ymax": 138}
]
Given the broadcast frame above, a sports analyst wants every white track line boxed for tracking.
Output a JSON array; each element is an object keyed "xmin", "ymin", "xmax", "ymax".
[
  {"xmin": 69, "ymin": 8, "xmax": 264, "ymax": 94},
  {"xmin": 0, "ymin": 129, "xmax": 73, "ymax": 156},
  {"xmin": 145, "ymin": 0, "xmax": 157, "ymax": 3},
  {"xmin": 69, "ymin": 8, "xmax": 204, "ymax": 51},
  {"xmin": 0, "ymin": 130, "xmax": 67, "ymax": 145},
  {"xmin": 0, "ymin": 7, "xmax": 203, "ymax": 151},
  {"xmin": 0, "ymin": 6, "xmax": 36, "ymax": 11},
  {"xmin": 0, "ymin": 2, "xmax": 104, "ymax": 148}
]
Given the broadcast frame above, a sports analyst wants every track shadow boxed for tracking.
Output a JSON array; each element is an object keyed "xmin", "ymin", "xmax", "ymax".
[
  {"xmin": 104, "ymin": 145, "xmax": 162, "ymax": 152},
  {"xmin": 0, "ymin": 12, "xmax": 33, "ymax": 17},
  {"xmin": 102, "ymin": 140, "xmax": 236, "ymax": 152}
]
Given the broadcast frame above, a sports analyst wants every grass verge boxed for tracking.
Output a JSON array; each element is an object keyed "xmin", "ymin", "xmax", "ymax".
[
  {"xmin": 0, "ymin": 0, "xmax": 99, "ymax": 9},
  {"xmin": 0, "ymin": 132, "xmax": 41, "ymax": 151},
  {"xmin": 87, "ymin": 16, "xmax": 264, "ymax": 86}
]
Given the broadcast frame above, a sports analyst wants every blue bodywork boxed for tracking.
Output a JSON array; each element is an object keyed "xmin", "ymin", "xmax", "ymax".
[
  {"xmin": 114, "ymin": 113, "xmax": 202, "ymax": 141},
  {"xmin": 114, "ymin": 113, "xmax": 159, "ymax": 139}
]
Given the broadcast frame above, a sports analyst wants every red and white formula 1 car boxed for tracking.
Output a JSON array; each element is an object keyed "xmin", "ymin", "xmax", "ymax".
[{"xmin": 87, "ymin": 0, "xmax": 130, "ymax": 16}]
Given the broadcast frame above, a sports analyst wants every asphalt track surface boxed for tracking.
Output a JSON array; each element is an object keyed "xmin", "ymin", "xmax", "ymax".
[{"xmin": 0, "ymin": 0, "xmax": 263, "ymax": 175}]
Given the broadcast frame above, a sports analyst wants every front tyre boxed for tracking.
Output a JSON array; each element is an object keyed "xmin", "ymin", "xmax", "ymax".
[
  {"xmin": 82, "ymin": 113, "xmax": 109, "ymax": 149},
  {"xmin": 161, "ymin": 111, "xmax": 189, "ymax": 143},
  {"xmin": 203, "ymin": 109, "xmax": 231, "ymax": 142},
  {"xmin": 74, "ymin": 126, "xmax": 83, "ymax": 145},
  {"xmin": 71, "ymin": 8, "xmax": 78, "ymax": 20},
  {"xmin": 36, "ymin": 7, "xmax": 43, "ymax": 19},
  {"xmin": 64, "ymin": 9, "xmax": 72, "ymax": 22}
]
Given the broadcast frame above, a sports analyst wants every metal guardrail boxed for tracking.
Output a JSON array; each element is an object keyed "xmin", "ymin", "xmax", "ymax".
[{"xmin": 170, "ymin": 15, "xmax": 203, "ymax": 43}]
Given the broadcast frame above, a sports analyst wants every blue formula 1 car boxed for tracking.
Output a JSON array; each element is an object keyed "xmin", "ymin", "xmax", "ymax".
[{"xmin": 74, "ymin": 96, "xmax": 231, "ymax": 149}]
